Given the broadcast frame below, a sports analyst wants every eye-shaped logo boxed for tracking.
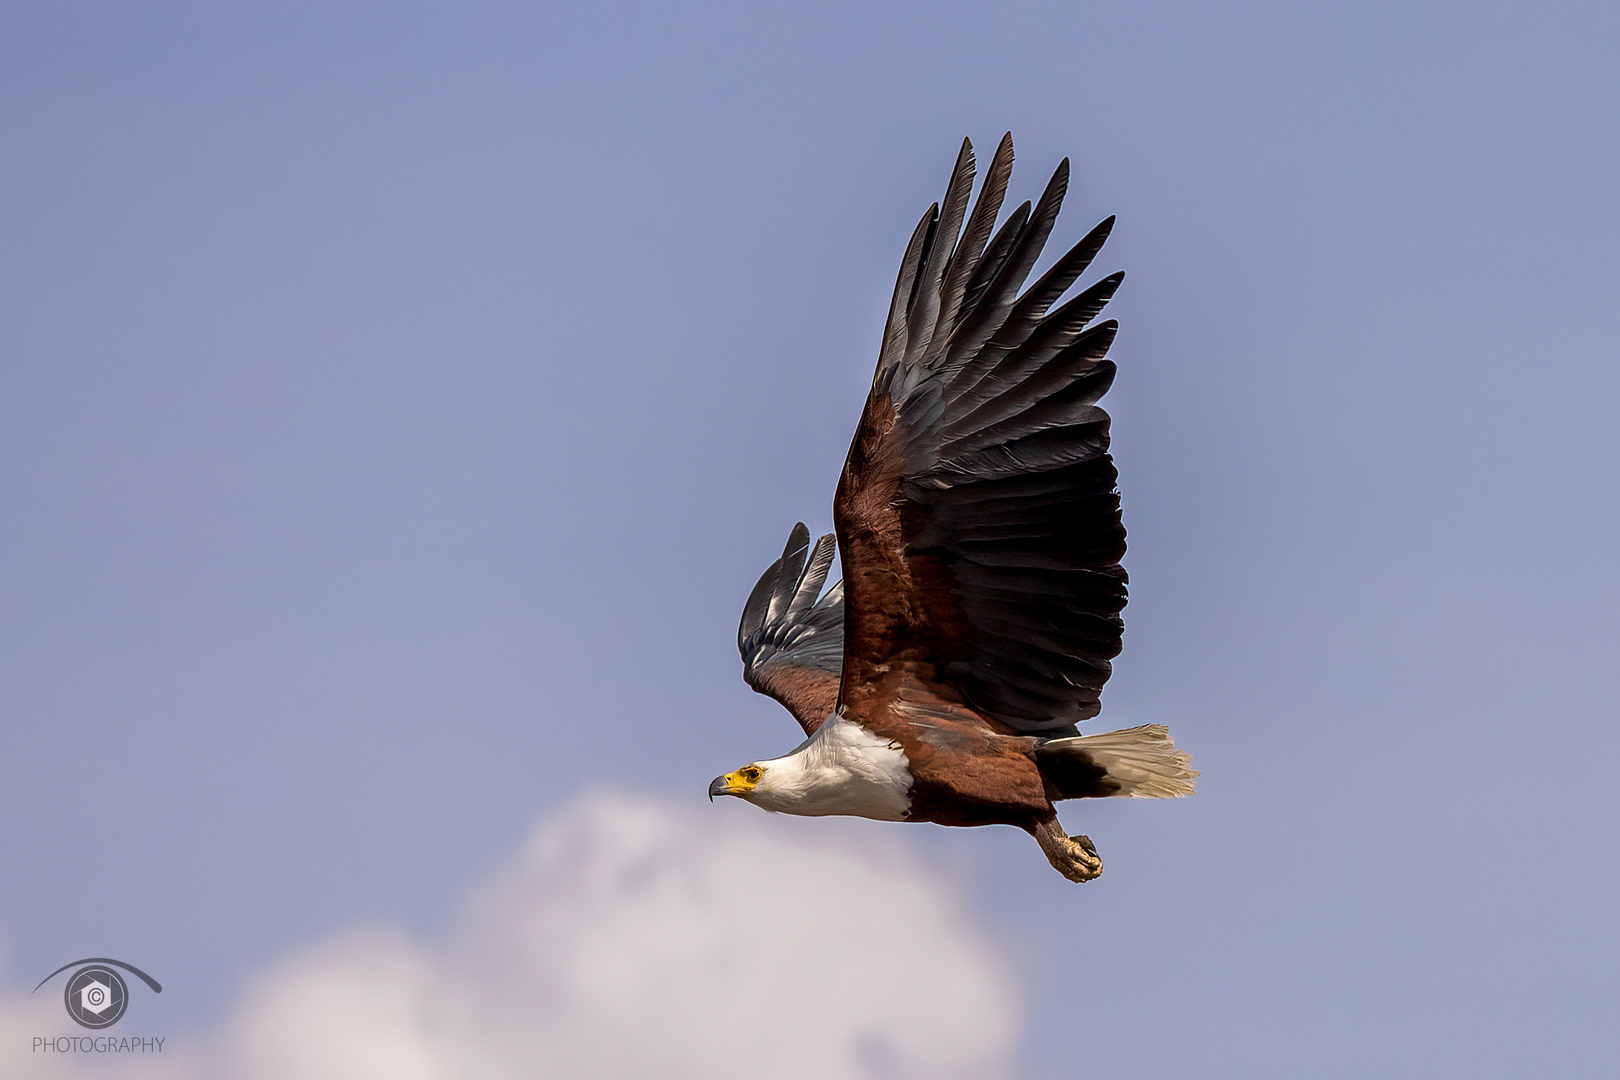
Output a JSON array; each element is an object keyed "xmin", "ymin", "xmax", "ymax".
[{"xmin": 33, "ymin": 959, "xmax": 162, "ymax": 1029}]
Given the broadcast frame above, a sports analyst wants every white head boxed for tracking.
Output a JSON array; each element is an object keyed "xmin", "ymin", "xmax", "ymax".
[
  {"xmin": 706, "ymin": 748, "xmax": 816, "ymax": 814},
  {"xmin": 706, "ymin": 718, "xmax": 913, "ymax": 821}
]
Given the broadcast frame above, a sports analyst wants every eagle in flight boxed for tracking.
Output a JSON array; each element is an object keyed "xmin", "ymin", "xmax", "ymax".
[{"xmin": 709, "ymin": 135, "xmax": 1196, "ymax": 882}]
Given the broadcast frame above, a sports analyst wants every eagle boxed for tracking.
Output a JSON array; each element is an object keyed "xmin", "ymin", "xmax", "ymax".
[{"xmin": 708, "ymin": 135, "xmax": 1197, "ymax": 882}]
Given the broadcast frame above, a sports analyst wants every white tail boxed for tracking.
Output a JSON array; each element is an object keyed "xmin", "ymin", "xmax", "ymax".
[{"xmin": 1042, "ymin": 724, "xmax": 1198, "ymax": 798}]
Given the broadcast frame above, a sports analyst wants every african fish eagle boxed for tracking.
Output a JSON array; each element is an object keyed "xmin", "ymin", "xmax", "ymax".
[{"xmin": 709, "ymin": 134, "xmax": 1197, "ymax": 882}]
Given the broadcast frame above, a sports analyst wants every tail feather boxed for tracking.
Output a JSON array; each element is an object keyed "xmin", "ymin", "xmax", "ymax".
[{"xmin": 1034, "ymin": 724, "xmax": 1198, "ymax": 800}]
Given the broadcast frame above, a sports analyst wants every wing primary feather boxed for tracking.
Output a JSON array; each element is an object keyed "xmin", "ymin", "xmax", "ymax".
[
  {"xmin": 766, "ymin": 523, "xmax": 811, "ymax": 626},
  {"xmin": 903, "ymin": 139, "xmax": 977, "ymax": 368},
  {"xmin": 960, "ymin": 201, "xmax": 1030, "ymax": 316},
  {"xmin": 877, "ymin": 205, "xmax": 940, "ymax": 384},
  {"xmin": 786, "ymin": 533, "xmax": 836, "ymax": 620},
  {"xmin": 737, "ymin": 556, "xmax": 781, "ymax": 654},
  {"xmin": 929, "ymin": 133, "xmax": 1014, "ymax": 364}
]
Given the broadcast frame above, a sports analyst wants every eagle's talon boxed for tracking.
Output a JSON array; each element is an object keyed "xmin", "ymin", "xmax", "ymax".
[{"xmin": 1033, "ymin": 818, "xmax": 1104, "ymax": 882}]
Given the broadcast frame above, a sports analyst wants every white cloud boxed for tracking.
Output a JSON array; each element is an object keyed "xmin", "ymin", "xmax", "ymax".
[{"xmin": 4, "ymin": 793, "xmax": 1021, "ymax": 1079}]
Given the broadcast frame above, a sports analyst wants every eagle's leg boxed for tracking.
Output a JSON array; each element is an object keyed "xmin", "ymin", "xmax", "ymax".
[{"xmin": 1032, "ymin": 814, "xmax": 1104, "ymax": 883}]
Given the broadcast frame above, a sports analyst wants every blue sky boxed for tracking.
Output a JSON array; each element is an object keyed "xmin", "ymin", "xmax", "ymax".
[{"xmin": 2, "ymin": 2, "xmax": 1617, "ymax": 1076}]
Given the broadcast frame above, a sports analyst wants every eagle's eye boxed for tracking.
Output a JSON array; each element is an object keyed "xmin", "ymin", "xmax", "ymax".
[{"xmin": 740, "ymin": 766, "xmax": 762, "ymax": 783}]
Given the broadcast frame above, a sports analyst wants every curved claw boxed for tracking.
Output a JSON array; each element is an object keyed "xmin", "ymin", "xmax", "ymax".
[{"xmin": 1032, "ymin": 817, "xmax": 1104, "ymax": 883}]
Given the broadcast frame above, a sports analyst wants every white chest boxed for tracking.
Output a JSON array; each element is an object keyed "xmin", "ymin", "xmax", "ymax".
[{"xmin": 750, "ymin": 717, "xmax": 914, "ymax": 821}]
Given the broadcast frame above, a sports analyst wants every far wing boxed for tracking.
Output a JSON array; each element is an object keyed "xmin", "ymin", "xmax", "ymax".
[
  {"xmin": 835, "ymin": 135, "xmax": 1127, "ymax": 736},
  {"xmin": 737, "ymin": 524, "xmax": 844, "ymax": 736}
]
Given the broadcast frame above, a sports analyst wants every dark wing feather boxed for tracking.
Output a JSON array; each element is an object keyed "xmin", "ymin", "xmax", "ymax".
[
  {"xmin": 738, "ymin": 524, "xmax": 844, "ymax": 736},
  {"xmin": 835, "ymin": 135, "xmax": 1126, "ymax": 736}
]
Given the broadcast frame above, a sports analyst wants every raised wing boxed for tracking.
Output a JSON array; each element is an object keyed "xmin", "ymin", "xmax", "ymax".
[
  {"xmin": 835, "ymin": 134, "xmax": 1127, "ymax": 736},
  {"xmin": 737, "ymin": 523, "xmax": 844, "ymax": 736}
]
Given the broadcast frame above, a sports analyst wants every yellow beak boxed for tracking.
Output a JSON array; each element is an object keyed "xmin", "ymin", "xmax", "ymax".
[{"xmin": 707, "ymin": 770, "xmax": 757, "ymax": 800}]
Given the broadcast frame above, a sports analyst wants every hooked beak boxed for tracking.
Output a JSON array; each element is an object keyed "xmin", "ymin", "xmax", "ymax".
[{"xmin": 708, "ymin": 775, "xmax": 733, "ymax": 801}]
